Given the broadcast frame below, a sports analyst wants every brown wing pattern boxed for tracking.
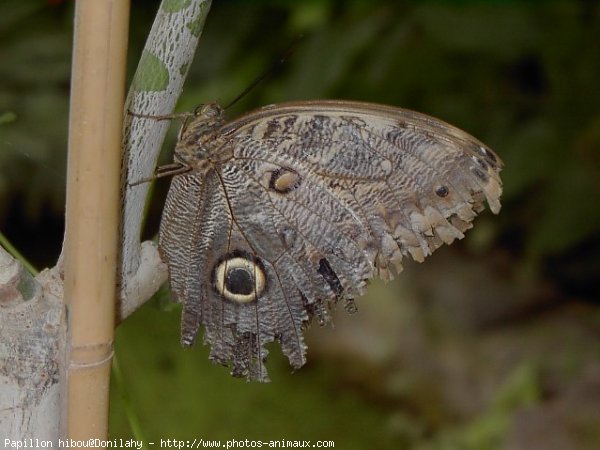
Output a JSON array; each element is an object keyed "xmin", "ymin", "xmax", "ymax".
[{"xmin": 159, "ymin": 101, "xmax": 503, "ymax": 381}]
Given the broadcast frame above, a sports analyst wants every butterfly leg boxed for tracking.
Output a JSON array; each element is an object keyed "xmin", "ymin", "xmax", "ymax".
[{"xmin": 126, "ymin": 109, "xmax": 195, "ymax": 122}]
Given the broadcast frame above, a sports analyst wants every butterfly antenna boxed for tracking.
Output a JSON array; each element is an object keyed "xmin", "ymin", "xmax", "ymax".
[{"xmin": 223, "ymin": 36, "xmax": 303, "ymax": 110}]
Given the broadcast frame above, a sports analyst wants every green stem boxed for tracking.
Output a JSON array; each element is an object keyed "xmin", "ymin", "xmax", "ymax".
[{"xmin": 0, "ymin": 230, "xmax": 38, "ymax": 275}]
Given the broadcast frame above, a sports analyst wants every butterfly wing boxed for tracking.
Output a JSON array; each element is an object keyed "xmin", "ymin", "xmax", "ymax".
[{"xmin": 159, "ymin": 100, "xmax": 503, "ymax": 381}]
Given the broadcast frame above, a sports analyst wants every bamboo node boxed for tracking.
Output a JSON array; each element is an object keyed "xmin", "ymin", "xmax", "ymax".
[{"xmin": 69, "ymin": 341, "xmax": 114, "ymax": 369}]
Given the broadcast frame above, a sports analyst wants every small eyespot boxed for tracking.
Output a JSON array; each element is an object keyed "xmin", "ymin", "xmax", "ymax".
[
  {"xmin": 435, "ymin": 185, "xmax": 449, "ymax": 197},
  {"xmin": 269, "ymin": 168, "xmax": 301, "ymax": 193},
  {"xmin": 213, "ymin": 253, "xmax": 266, "ymax": 303}
]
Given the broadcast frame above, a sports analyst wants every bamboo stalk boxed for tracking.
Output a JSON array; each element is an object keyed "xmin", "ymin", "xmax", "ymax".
[{"xmin": 63, "ymin": 0, "xmax": 130, "ymax": 439}]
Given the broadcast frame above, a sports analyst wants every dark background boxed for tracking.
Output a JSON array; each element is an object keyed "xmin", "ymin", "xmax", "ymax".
[{"xmin": 1, "ymin": 1, "xmax": 599, "ymax": 449}]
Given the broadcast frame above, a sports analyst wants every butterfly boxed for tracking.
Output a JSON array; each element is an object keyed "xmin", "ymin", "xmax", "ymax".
[{"xmin": 155, "ymin": 100, "xmax": 503, "ymax": 381}]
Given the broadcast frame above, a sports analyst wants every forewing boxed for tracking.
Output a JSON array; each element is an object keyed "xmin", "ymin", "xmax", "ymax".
[{"xmin": 226, "ymin": 101, "xmax": 502, "ymax": 273}]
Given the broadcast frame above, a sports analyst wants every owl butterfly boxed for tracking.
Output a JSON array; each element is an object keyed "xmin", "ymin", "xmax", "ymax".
[{"xmin": 156, "ymin": 100, "xmax": 503, "ymax": 381}]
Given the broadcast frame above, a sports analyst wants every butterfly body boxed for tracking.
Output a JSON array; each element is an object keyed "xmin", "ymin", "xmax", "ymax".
[{"xmin": 158, "ymin": 100, "xmax": 503, "ymax": 381}]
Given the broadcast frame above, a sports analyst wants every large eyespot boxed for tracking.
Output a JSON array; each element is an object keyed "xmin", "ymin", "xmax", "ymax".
[
  {"xmin": 213, "ymin": 252, "xmax": 266, "ymax": 303},
  {"xmin": 269, "ymin": 168, "xmax": 301, "ymax": 193}
]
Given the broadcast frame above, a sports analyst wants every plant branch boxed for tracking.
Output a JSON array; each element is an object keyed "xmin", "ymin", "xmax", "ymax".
[{"xmin": 118, "ymin": 0, "xmax": 212, "ymax": 320}]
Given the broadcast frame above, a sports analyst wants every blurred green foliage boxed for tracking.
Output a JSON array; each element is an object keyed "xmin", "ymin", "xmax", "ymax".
[
  {"xmin": 430, "ymin": 362, "xmax": 542, "ymax": 450},
  {"xmin": 1, "ymin": 0, "xmax": 599, "ymax": 448}
]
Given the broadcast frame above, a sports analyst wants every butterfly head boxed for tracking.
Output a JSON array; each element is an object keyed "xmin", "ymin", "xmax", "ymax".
[{"xmin": 175, "ymin": 102, "xmax": 227, "ymax": 168}]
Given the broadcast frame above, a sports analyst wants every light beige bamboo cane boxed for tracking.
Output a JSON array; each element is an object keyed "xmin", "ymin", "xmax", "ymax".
[{"xmin": 63, "ymin": 0, "xmax": 130, "ymax": 439}]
